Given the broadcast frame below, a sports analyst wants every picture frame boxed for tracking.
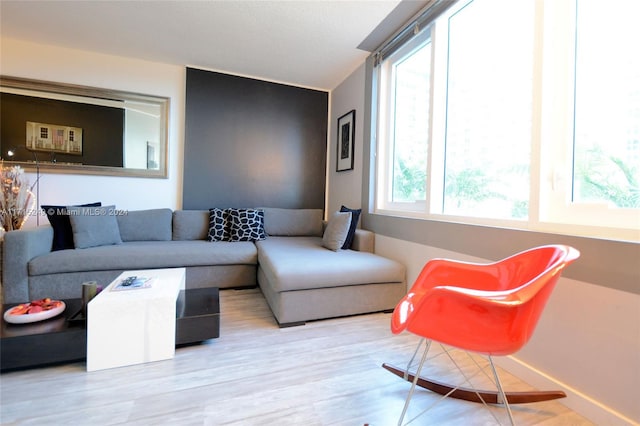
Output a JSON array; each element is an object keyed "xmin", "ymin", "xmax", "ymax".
[
  {"xmin": 336, "ymin": 109, "xmax": 355, "ymax": 172},
  {"xmin": 26, "ymin": 121, "xmax": 83, "ymax": 155}
]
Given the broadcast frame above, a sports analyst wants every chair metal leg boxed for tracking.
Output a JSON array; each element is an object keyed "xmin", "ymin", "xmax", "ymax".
[
  {"xmin": 489, "ymin": 355, "xmax": 515, "ymax": 426},
  {"xmin": 403, "ymin": 338, "xmax": 426, "ymax": 381},
  {"xmin": 397, "ymin": 338, "xmax": 432, "ymax": 426}
]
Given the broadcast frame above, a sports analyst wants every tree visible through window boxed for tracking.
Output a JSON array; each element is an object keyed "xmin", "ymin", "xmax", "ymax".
[
  {"xmin": 391, "ymin": 41, "xmax": 431, "ymax": 203},
  {"xmin": 573, "ymin": 0, "xmax": 640, "ymax": 209},
  {"xmin": 442, "ymin": 0, "xmax": 533, "ymax": 219}
]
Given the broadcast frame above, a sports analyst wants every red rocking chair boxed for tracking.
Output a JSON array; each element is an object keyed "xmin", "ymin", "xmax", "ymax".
[{"xmin": 384, "ymin": 244, "xmax": 580, "ymax": 425}]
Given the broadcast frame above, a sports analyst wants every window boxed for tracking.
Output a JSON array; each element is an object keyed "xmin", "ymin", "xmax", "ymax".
[
  {"xmin": 573, "ymin": 0, "xmax": 639, "ymax": 210},
  {"xmin": 373, "ymin": 0, "xmax": 639, "ymax": 241},
  {"xmin": 377, "ymin": 31, "xmax": 431, "ymax": 211},
  {"xmin": 441, "ymin": 0, "xmax": 533, "ymax": 219}
]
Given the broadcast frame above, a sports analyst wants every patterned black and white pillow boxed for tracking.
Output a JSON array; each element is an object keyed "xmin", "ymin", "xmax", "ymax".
[
  {"xmin": 207, "ymin": 208, "xmax": 229, "ymax": 242},
  {"xmin": 227, "ymin": 208, "xmax": 266, "ymax": 242}
]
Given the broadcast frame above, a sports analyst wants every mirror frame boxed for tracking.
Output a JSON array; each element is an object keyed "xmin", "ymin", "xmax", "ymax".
[{"xmin": 0, "ymin": 75, "xmax": 169, "ymax": 178}]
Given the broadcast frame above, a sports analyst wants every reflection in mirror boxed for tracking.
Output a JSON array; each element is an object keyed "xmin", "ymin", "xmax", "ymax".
[{"xmin": 0, "ymin": 76, "xmax": 169, "ymax": 178}]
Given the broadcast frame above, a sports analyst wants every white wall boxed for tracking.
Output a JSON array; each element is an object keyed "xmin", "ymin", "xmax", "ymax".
[
  {"xmin": 327, "ymin": 63, "xmax": 365, "ymax": 215},
  {"xmin": 0, "ymin": 37, "xmax": 185, "ymax": 227},
  {"xmin": 329, "ymin": 63, "xmax": 640, "ymax": 425}
]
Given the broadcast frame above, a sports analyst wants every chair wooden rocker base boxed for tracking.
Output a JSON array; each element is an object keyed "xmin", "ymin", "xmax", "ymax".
[{"xmin": 382, "ymin": 363, "xmax": 566, "ymax": 405}]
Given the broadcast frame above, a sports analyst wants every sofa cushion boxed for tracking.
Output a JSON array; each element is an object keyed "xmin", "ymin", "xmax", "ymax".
[
  {"xmin": 261, "ymin": 208, "xmax": 323, "ymax": 237},
  {"xmin": 340, "ymin": 205, "xmax": 361, "ymax": 249},
  {"xmin": 256, "ymin": 236, "xmax": 405, "ymax": 292},
  {"xmin": 41, "ymin": 202, "xmax": 101, "ymax": 251},
  {"xmin": 227, "ymin": 208, "xmax": 266, "ymax": 242},
  {"xmin": 68, "ymin": 205, "xmax": 122, "ymax": 249},
  {"xmin": 29, "ymin": 240, "xmax": 258, "ymax": 276},
  {"xmin": 117, "ymin": 208, "xmax": 172, "ymax": 242},
  {"xmin": 207, "ymin": 208, "xmax": 230, "ymax": 242},
  {"xmin": 173, "ymin": 210, "xmax": 209, "ymax": 240},
  {"xmin": 322, "ymin": 211, "xmax": 352, "ymax": 251}
]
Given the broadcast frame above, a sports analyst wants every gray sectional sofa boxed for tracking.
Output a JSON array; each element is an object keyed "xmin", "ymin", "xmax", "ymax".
[{"xmin": 2, "ymin": 207, "xmax": 406, "ymax": 326}]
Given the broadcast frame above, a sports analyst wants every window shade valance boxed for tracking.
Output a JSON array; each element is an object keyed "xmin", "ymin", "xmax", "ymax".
[{"xmin": 373, "ymin": 0, "xmax": 457, "ymax": 66}]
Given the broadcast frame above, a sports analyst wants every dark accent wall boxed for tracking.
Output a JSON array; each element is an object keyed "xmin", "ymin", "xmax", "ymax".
[
  {"xmin": 183, "ymin": 68, "xmax": 328, "ymax": 210},
  {"xmin": 0, "ymin": 93, "xmax": 124, "ymax": 167}
]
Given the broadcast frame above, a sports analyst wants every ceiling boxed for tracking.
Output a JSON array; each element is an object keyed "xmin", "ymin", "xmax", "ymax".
[{"xmin": 0, "ymin": 0, "xmax": 406, "ymax": 90}]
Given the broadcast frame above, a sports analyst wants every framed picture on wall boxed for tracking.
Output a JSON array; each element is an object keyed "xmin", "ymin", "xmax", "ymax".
[
  {"xmin": 26, "ymin": 121, "xmax": 83, "ymax": 155},
  {"xmin": 336, "ymin": 109, "xmax": 355, "ymax": 172}
]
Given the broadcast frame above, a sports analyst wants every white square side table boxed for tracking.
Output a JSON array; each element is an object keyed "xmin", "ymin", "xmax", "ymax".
[{"xmin": 86, "ymin": 268, "xmax": 185, "ymax": 372}]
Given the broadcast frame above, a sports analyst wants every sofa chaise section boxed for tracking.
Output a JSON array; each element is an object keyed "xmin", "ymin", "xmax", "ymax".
[{"xmin": 256, "ymin": 208, "xmax": 406, "ymax": 327}]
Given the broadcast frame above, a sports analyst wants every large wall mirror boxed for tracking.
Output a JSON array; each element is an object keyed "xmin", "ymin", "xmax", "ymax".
[{"xmin": 0, "ymin": 76, "xmax": 169, "ymax": 178}]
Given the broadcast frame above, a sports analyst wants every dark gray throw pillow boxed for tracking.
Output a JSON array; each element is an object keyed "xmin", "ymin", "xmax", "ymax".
[
  {"xmin": 340, "ymin": 205, "xmax": 361, "ymax": 249},
  {"xmin": 68, "ymin": 205, "xmax": 122, "ymax": 249}
]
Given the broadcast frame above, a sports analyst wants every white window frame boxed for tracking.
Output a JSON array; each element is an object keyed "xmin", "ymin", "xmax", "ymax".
[
  {"xmin": 372, "ymin": 0, "xmax": 640, "ymax": 242},
  {"xmin": 376, "ymin": 29, "xmax": 433, "ymax": 215},
  {"xmin": 536, "ymin": 0, "xmax": 640, "ymax": 240}
]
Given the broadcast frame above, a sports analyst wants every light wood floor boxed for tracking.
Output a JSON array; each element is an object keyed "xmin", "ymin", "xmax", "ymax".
[{"xmin": 0, "ymin": 288, "xmax": 594, "ymax": 425}]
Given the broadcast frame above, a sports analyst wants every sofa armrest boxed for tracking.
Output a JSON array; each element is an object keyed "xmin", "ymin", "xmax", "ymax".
[
  {"xmin": 2, "ymin": 226, "xmax": 54, "ymax": 303},
  {"xmin": 352, "ymin": 229, "xmax": 374, "ymax": 253}
]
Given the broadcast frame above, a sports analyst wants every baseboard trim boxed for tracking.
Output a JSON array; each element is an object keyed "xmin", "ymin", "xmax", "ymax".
[{"xmin": 494, "ymin": 356, "xmax": 638, "ymax": 426}]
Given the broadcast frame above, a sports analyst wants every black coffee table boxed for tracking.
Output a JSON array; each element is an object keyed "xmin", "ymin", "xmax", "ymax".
[
  {"xmin": 1, "ymin": 298, "xmax": 86, "ymax": 371},
  {"xmin": 1, "ymin": 287, "xmax": 220, "ymax": 372},
  {"xmin": 176, "ymin": 287, "xmax": 220, "ymax": 345}
]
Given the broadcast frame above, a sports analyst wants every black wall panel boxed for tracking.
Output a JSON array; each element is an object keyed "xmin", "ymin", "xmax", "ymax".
[{"xmin": 183, "ymin": 68, "xmax": 328, "ymax": 210}]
